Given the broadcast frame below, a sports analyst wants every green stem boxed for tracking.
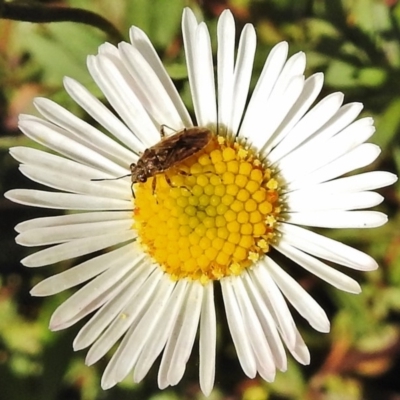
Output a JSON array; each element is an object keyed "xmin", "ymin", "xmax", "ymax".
[{"xmin": 1, "ymin": 1, "xmax": 124, "ymax": 44}]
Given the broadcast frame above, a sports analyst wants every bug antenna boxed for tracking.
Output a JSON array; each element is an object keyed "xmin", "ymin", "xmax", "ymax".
[{"xmin": 91, "ymin": 173, "xmax": 131, "ymax": 182}]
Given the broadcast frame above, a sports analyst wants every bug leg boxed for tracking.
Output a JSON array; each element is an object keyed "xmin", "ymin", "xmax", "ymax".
[
  {"xmin": 150, "ymin": 178, "xmax": 159, "ymax": 204},
  {"xmin": 160, "ymin": 125, "xmax": 166, "ymax": 138},
  {"xmin": 131, "ymin": 184, "xmax": 136, "ymax": 199},
  {"xmin": 165, "ymin": 174, "xmax": 192, "ymax": 194},
  {"xmin": 177, "ymin": 169, "xmax": 216, "ymax": 177},
  {"xmin": 152, "ymin": 176, "xmax": 157, "ymax": 195}
]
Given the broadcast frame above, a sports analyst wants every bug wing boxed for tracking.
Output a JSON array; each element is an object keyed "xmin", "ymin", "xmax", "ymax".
[{"xmin": 157, "ymin": 129, "xmax": 212, "ymax": 170}]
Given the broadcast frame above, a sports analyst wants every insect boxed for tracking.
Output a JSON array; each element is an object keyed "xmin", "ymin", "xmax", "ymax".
[
  {"xmin": 131, "ymin": 126, "xmax": 213, "ymax": 195},
  {"xmin": 92, "ymin": 126, "xmax": 213, "ymax": 197}
]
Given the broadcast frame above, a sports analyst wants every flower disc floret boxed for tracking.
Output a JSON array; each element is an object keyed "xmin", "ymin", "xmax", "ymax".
[{"xmin": 134, "ymin": 133, "xmax": 280, "ymax": 283}]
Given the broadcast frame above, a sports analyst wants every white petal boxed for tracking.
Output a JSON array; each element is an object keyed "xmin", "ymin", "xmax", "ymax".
[
  {"xmin": 133, "ymin": 279, "xmax": 189, "ymax": 383},
  {"xmin": 5, "ymin": 189, "xmax": 132, "ymax": 210},
  {"xmin": 292, "ymin": 171, "xmax": 398, "ymax": 195},
  {"xmin": 30, "ymin": 243, "xmax": 138, "ymax": 296},
  {"xmin": 99, "ymin": 271, "xmax": 164, "ymax": 388},
  {"xmin": 182, "ymin": 9, "xmax": 217, "ymax": 127},
  {"xmin": 257, "ymin": 52, "xmax": 307, "ymax": 151},
  {"xmin": 18, "ymin": 117, "xmax": 127, "ymax": 176},
  {"xmin": 199, "ymin": 282, "xmax": 216, "ymax": 396},
  {"xmin": 270, "ymin": 51, "xmax": 306, "ymax": 94},
  {"xmin": 278, "ymin": 223, "xmax": 378, "ymax": 270},
  {"xmin": 233, "ymin": 276, "xmax": 276, "ymax": 381},
  {"xmin": 118, "ymin": 42, "xmax": 186, "ymax": 129},
  {"xmin": 228, "ymin": 23, "xmax": 256, "ymax": 135},
  {"xmin": 268, "ymin": 92, "xmax": 344, "ymax": 163},
  {"xmin": 250, "ymin": 261, "xmax": 297, "ymax": 349},
  {"xmin": 220, "ymin": 277, "xmax": 257, "ymax": 378},
  {"xmin": 21, "ymin": 230, "xmax": 136, "ymax": 267},
  {"xmin": 259, "ymin": 73, "xmax": 324, "ymax": 152},
  {"xmin": 285, "ymin": 190, "xmax": 383, "ymax": 212},
  {"xmin": 73, "ymin": 259, "xmax": 152, "ymax": 351},
  {"xmin": 19, "ymin": 164, "xmax": 130, "ymax": 200},
  {"xmin": 282, "ymin": 102, "xmax": 365, "ymax": 163},
  {"xmin": 17, "ymin": 219, "xmax": 132, "ymax": 246},
  {"xmin": 258, "ymin": 75, "xmax": 305, "ymax": 153},
  {"xmin": 249, "ymin": 264, "xmax": 311, "ymax": 365},
  {"xmin": 112, "ymin": 275, "xmax": 176, "ymax": 384},
  {"xmin": 242, "ymin": 272, "xmax": 287, "ymax": 371},
  {"xmin": 33, "ymin": 97, "xmax": 136, "ymax": 165},
  {"xmin": 287, "ymin": 143, "xmax": 381, "ymax": 191},
  {"xmin": 49, "ymin": 247, "xmax": 145, "ymax": 330},
  {"xmin": 275, "ymin": 239, "xmax": 361, "ymax": 293},
  {"xmin": 280, "ymin": 120, "xmax": 375, "ymax": 183},
  {"xmin": 288, "ymin": 329, "xmax": 310, "ymax": 365},
  {"xmin": 284, "ymin": 210, "xmax": 388, "ymax": 228},
  {"xmin": 277, "ymin": 101, "xmax": 364, "ymax": 168},
  {"xmin": 98, "ymin": 42, "xmax": 119, "ymax": 56},
  {"xmin": 10, "ymin": 147, "xmax": 130, "ymax": 196},
  {"xmin": 63, "ymin": 77, "xmax": 145, "ymax": 153},
  {"xmin": 268, "ymin": 101, "xmax": 364, "ymax": 163},
  {"xmin": 129, "ymin": 26, "xmax": 192, "ymax": 127},
  {"xmin": 239, "ymin": 42, "xmax": 288, "ymax": 144},
  {"xmin": 158, "ymin": 281, "xmax": 203, "ymax": 388},
  {"xmin": 91, "ymin": 267, "xmax": 163, "ymax": 370},
  {"xmin": 263, "ymin": 258, "xmax": 331, "ymax": 333},
  {"xmin": 217, "ymin": 10, "xmax": 235, "ymax": 135},
  {"xmin": 87, "ymin": 54, "xmax": 159, "ymax": 146},
  {"xmin": 15, "ymin": 210, "xmax": 132, "ymax": 233},
  {"xmin": 164, "ymin": 283, "xmax": 203, "ymax": 387}
]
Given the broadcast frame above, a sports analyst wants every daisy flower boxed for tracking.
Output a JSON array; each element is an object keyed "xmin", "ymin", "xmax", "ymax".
[{"xmin": 5, "ymin": 7, "xmax": 397, "ymax": 396}]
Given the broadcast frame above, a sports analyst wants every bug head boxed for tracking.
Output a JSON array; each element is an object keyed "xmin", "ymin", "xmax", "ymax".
[{"xmin": 130, "ymin": 162, "xmax": 148, "ymax": 184}]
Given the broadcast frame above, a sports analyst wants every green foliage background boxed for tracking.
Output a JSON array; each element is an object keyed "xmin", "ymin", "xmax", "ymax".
[{"xmin": 1, "ymin": 0, "xmax": 400, "ymax": 399}]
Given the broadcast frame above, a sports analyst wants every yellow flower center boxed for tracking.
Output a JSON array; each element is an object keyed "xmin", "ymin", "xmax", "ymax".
[{"xmin": 133, "ymin": 133, "xmax": 281, "ymax": 284}]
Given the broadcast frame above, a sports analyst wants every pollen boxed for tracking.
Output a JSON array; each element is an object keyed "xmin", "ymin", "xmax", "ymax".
[{"xmin": 133, "ymin": 133, "xmax": 281, "ymax": 283}]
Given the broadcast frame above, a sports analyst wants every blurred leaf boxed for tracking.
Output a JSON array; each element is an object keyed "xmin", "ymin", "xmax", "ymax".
[
  {"xmin": 350, "ymin": 0, "xmax": 391, "ymax": 35},
  {"xmin": 374, "ymin": 98, "xmax": 400, "ymax": 149},
  {"xmin": 257, "ymin": 21, "xmax": 286, "ymax": 45},
  {"xmin": 126, "ymin": 0, "xmax": 184, "ymax": 48},
  {"xmin": 14, "ymin": 23, "xmax": 102, "ymax": 86},
  {"xmin": 305, "ymin": 18, "xmax": 340, "ymax": 42},
  {"xmin": 70, "ymin": 0, "xmax": 126, "ymax": 29},
  {"xmin": 39, "ymin": 328, "xmax": 79, "ymax": 400},
  {"xmin": 358, "ymin": 67, "xmax": 386, "ymax": 87},
  {"xmin": 165, "ymin": 63, "xmax": 188, "ymax": 80},
  {"xmin": 384, "ymin": 287, "xmax": 400, "ymax": 311},
  {"xmin": 356, "ymin": 325, "xmax": 398, "ymax": 353},
  {"xmin": 270, "ymin": 359, "xmax": 305, "ymax": 398},
  {"xmin": 0, "ymin": 295, "xmax": 43, "ymax": 356},
  {"xmin": 243, "ymin": 384, "xmax": 269, "ymax": 400},
  {"xmin": 65, "ymin": 359, "xmax": 99, "ymax": 400},
  {"xmin": 325, "ymin": 60, "xmax": 387, "ymax": 88},
  {"xmin": 393, "ymin": 146, "xmax": 400, "ymax": 172},
  {"xmin": 48, "ymin": 23, "xmax": 105, "ymax": 61},
  {"xmin": 0, "ymin": 135, "xmax": 37, "ymax": 151},
  {"xmin": 394, "ymin": 1, "xmax": 400, "ymax": 30},
  {"xmin": 313, "ymin": 375, "xmax": 363, "ymax": 400},
  {"xmin": 149, "ymin": 392, "xmax": 181, "ymax": 400},
  {"xmin": 325, "ymin": 60, "xmax": 359, "ymax": 88}
]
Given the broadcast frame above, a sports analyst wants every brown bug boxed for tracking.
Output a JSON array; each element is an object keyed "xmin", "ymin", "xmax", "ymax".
[
  {"xmin": 93, "ymin": 127, "xmax": 214, "ymax": 197},
  {"xmin": 131, "ymin": 126, "xmax": 213, "ymax": 195}
]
